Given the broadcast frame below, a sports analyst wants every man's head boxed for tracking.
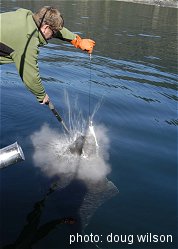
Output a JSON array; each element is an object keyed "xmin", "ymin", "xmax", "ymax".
[{"xmin": 33, "ymin": 6, "xmax": 64, "ymax": 40}]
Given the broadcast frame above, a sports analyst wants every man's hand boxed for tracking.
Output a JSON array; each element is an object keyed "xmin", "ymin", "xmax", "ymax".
[
  {"xmin": 40, "ymin": 94, "xmax": 50, "ymax": 104},
  {"xmin": 71, "ymin": 35, "xmax": 95, "ymax": 54}
]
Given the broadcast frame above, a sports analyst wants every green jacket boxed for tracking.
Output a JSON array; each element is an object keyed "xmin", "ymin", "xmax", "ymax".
[{"xmin": 0, "ymin": 8, "xmax": 76, "ymax": 102}]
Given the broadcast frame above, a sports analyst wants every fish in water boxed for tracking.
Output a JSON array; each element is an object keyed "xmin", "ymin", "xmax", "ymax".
[
  {"xmin": 69, "ymin": 135, "xmax": 85, "ymax": 155},
  {"xmin": 69, "ymin": 121, "xmax": 99, "ymax": 157}
]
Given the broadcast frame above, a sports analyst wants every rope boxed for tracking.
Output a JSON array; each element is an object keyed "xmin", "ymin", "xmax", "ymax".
[{"xmin": 88, "ymin": 53, "xmax": 92, "ymax": 122}]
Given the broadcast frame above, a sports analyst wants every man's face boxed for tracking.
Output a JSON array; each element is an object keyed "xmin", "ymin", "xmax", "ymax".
[{"xmin": 40, "ymin": 25, "xmax": 54, "ymax": 40}]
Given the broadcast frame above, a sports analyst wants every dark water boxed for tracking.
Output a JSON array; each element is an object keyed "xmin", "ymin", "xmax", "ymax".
[{"xmin": 0, "ymin": 1, "xmax": 177, "ymax": 249}]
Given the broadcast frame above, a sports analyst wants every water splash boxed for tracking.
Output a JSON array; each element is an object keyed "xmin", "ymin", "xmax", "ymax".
[
  {"xmin": 31, "ymin": 92, "xmax": 112, "ymax": 180},
  {"xmin": 82, "ymin": 120, "xmax": 99, "ymax": 158},
  {"xmin": 30, "ymin": 123, "xmax": 110, "ymax": 181}
]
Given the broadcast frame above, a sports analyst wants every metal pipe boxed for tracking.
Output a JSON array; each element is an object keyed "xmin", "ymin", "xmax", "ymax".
[
  {"xmin": 48, "ymin": 101, "xmax": 70, "ymax": 134},
  {"xmin": 0, "ymin": 142, "xmax": 25, "ymax": 169}
]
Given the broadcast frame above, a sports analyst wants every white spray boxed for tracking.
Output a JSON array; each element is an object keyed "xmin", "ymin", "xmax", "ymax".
[{"xmin": 30, "ymin": 122, "xmax": 110, "ymax": 182}]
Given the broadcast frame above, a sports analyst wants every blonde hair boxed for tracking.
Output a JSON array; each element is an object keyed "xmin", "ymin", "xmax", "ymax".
[{"xmin": 33, "ymin": 6, "xmax": 64, "ymax": 33}]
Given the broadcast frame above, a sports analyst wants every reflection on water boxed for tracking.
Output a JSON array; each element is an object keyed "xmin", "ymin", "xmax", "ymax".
[
  {"xmin": 0, "ymin": 0, "xmax": 177, "ymax": 249},
  {"xmin": 2, "ymin": 181, "xmax": 77, "ymax": 249},
  {"xmin": 2, "ymin": 171, "xmax": 118, "ymax": 249}
]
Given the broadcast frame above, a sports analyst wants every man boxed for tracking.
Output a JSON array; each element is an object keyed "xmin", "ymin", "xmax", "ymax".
[{"xmin": 0, "ymin": 6, "xmax": 95, "ymax": 104}]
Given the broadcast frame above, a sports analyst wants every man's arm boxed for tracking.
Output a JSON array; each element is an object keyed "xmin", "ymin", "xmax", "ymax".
[
  {"xmin": 55, "ymin": 27, "xmax": 76, "ymax": 41},
  {"xmin": 11, "ymin": 42, "xmax": 47, "ymax": 103},
  {"xmin": 55, "ymin": 27, "xmax": 95, "ymax": 54}
]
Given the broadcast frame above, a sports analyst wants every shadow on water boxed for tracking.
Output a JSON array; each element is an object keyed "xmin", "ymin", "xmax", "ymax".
[
  {"xmin": 2, "ymin": 178, "xmax": 86, "ymax": 249},
  {"xmin": 2, "ymin": 174, "xmax": 118, "ymax": 249}
]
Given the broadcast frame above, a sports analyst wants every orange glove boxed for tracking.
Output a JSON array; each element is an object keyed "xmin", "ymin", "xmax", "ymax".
[{"xmin": 71, "ymin": 35, "xmax": 95, "ymax": 54}]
